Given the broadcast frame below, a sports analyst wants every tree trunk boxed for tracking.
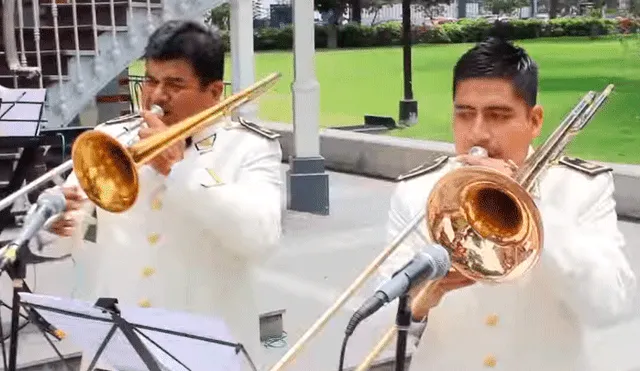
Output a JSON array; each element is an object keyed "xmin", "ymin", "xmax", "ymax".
[
  {"xmin": 458, "ymin": 0, "xmax": 467, "ymax": 18},
  {"xmin": 351, "ymin": 0, "xmax": 362, "ymax": 23},
  {"xmin": 549, "ymin": 0, "xmax": 559, "ymax": 18},
  {"xmin": 327, "ymin": 24, "xmax": 338, "ymax": 49}
]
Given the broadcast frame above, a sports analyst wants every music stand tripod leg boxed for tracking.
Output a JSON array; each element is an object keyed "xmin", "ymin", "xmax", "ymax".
[
  {"xmin": 18, "ymin": 296, "xmax": 259, "ymax": 371},
  {"xmin": 4, "ymin": 255, "xmax": 28, "ymax": 371},
  {"xmin": 1, "ymin": 259, "xmax": 70, "ymax": 371},
  {"xmin": 91, "ymin": 298, "xmax": 164, "ymax": 371},
  {"xmin": 85, "ymin": 324, "xmax": 118, "ymax": 371}
]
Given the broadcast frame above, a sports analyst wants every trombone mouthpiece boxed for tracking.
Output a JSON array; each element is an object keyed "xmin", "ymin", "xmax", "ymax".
[
  {"xmin": 149, "ymin": 105, "xmax": 165, "ymax": 117},
  {"xmin": 469, "ymin": 146, "xmax": 488, "ymax": 158}
]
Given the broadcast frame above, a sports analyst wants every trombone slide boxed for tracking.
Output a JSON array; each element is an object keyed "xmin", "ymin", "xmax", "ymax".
[{"xmin": 268, "ymin": 209, "xmax": 426, "ymax": 371}]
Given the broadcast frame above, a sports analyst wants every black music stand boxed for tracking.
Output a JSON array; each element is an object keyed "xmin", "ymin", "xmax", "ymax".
[
  {"xmin": 0, "ymin": 136, "xmax": 73, "ymax": 371},
  {"xmin": 0, "ymin": 88, "xmax": 47, "ymax": 137},
  {"xmin": 0, "ymin": 89, "xmax": 72, "ymax": 371},
  {"xmin": 0, "ymin": 237, "xmax": 71, "ymax": 371},
  {"xmin": 18, "ymin": 294, "xmax": 258, "ymax": 371},
  {"xmin": 0, "ymin": 87, "xmax": 50, "ymax": 214}
]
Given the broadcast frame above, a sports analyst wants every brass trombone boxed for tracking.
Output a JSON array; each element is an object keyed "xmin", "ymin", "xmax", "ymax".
[
  {"xmin": 268, "ymin": 84, "xmax": 615, "ymax": 371},
  {"xmin": 0, "ymin": 105, "xmax": 163, "ymax": 213},
  {"xmin": 71, "ymin": 72, "xmax": 281, "ymax": 213}
]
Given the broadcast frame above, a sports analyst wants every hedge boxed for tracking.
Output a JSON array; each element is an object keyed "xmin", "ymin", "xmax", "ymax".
[{"xmin": 219, "ymin": 17, "xmax": 639, "ymax": 51}]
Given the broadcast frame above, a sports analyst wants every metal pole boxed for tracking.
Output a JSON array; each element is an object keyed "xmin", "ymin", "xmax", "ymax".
[{"xmin": 398, "ymin": 0, "xmax": 418, "ymax": 127}]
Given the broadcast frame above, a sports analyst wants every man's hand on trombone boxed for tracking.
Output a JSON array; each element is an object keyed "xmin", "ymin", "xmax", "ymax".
[
  {"xmin": 48, "ymin": 186, "xmax": 85, "ymax": 237},
  {"xmin": 139, "ymin": 109, "xmax": 186, "ymax": 176},
  {"xmin": 409, "ymin": 271, "xmax": 475, "ymax": 321},
  {"xmin": 456, "ymin": 155, "xmax": 519, "ymax": 177}
]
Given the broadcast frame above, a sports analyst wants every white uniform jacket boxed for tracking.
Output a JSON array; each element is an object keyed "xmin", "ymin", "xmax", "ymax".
[
  {"xmin": 378, "ymin": 155, "xmax": 637, "ymax": 371},
  {"xmin": 58, "ymin": 117, "xmax": 283, "ymax": 370}
]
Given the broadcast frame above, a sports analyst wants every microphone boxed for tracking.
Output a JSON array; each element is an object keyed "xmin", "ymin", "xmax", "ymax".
[
  {"xmin": 0, "ymin": 188, "xmax": 66, "ymax": 270},
  {"xmin": 345, "ymin": 244, "xmax": 451, "ymax": 336}
]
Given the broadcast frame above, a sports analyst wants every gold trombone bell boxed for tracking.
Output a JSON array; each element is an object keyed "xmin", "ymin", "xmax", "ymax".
[{"xmin": 71, "ymin": 72, "xmax": 281, "ymax": 213}]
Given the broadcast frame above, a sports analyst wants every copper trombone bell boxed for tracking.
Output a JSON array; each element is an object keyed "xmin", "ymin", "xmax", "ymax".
[{"xmin": 70, "ymin": 72, "xmax": 281, "ymax": 213}]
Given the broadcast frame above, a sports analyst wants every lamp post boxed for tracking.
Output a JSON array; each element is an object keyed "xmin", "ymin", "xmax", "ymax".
[{"xmin": 399, "ymin": 0, "xmax": 418, "ymax": 127}]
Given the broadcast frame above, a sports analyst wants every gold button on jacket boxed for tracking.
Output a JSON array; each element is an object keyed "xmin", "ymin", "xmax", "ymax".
[
  {"xmin": 485, "ymin": 314, "xmax": 499, "ymax": 326},
  {"xmin": 142, "ymin": 267, "xmax": 156, "ymax": 277},
  {"xmin": 483, "ymin": 355, "xmax": 497, "ymax": 368},
  {"xmin": 147, "ymin": 233, "xmax": 160, "ymax": 245},
  {"xmin": 151, "ymin": 198, "xmax": 163, "ymax": 210}
]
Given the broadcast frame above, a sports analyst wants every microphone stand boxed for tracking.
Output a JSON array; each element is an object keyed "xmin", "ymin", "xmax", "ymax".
[
  {"xmin": 4, "ymin": 247, "xmax": 27, "ymax": 371},
  {"xmin": 394, "ymin": 293, "xmax": 412, "ymax": 371}
]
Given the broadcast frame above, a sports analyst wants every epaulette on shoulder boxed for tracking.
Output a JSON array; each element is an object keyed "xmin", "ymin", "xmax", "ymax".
[
  {"xmin": 238, "ymin": 117, "xmax": 280, "ymax": 140},
  {"xmin": 396, "ymin": 155, "xmax": 449, "ymax": 182},
  {"xmin": 558, "ymin": 156, "xmax": 612, "ymax": 177}
]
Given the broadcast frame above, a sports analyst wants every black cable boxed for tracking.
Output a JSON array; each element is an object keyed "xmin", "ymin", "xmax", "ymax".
[
  {"xmin": 262, "ymin": 331, "xmax": 288, "ymax": 349},
  {"xmin": 345, "ymin": 293, "xmax": 385, "ymax": 337},
  {"xmin": 338, "ymin": 333, "xmax": 350, "ymax": 371},
  {"xmin": 339, "ymin": 300, "xmax": 373, "ymax": 371}
]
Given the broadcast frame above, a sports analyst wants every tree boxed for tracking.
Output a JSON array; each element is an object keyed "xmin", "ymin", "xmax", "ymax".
[
  {"xmin": 361, "ymin": 0, "xmax": 395, "ymax": 25},
  {"xmin": 253, "ymin": 0, "xmax": 266, "ymax": 19},
  {"xmin": 415, "ymin": 0, "xmax": 455, "ymax": 21},
  {"xmin": 315, "ymin": 0, "xmax": 350, "ymax": 25},
  {"xmin": 314, "ymin": 0, "xmax": 350, "ymax": 48},
  {"xmin": 631, "ymin": 0, "xmax": 640, "ymax": 16},
  {"xmin": 483, "ymin": 0, "xmax": 528, "ymax": 16},
  {"xmin": 204, "ymin": 3, "xmax": 230, "ymax": 31}
]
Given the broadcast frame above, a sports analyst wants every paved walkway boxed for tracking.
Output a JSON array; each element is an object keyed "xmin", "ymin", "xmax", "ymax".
[{"xmin": 1, "ymin": 164, "xmax": 640, "ymax": 370}]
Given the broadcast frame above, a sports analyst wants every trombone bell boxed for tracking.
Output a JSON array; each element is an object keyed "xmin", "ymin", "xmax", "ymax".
[
  {"xmin": 426, "ymin": 166, "xmax": 542, "ymax": 283},
  {"xmin": 71, "ymin": 131, "xmax": 139, "ymax": 213}
]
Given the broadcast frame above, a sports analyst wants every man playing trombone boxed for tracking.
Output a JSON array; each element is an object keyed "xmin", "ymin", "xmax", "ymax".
[
  {"xmin": 378, "ymin": 37, "xmax": 637, "ymax": 370},
  {"xmin": 47, "ymin": 20, "xmax": 283, "ymax": 370}
]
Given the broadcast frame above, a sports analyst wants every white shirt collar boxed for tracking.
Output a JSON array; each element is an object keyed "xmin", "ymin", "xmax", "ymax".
[{"xmin": 190, "ymin": 116, "xmax": 232, "ymax": 145}]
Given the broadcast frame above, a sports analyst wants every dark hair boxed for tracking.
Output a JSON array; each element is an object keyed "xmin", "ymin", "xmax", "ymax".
[
  {"xmin": 453, "ymin": 37, "xmax": 538, "ymax": 107},
  {"xmin": 143, "ymin": 20, "xmax": 225, "ymax": 87}
]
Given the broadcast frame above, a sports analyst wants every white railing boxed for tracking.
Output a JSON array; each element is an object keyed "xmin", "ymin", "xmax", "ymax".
[
  {"xmin": 2, "ymin": 0, "xmax": 159, "ymax": 85},
  {"xmin": 2, "ymin": 0, "xmax": 43, "ymax": 81},
  {"xmin": 2, "ymin": 0, "xmax": 227, "ymax": 128}
]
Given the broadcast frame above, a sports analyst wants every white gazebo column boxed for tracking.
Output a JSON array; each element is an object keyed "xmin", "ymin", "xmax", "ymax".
[
  {"xmin": 229, "ymin": 0, "xmax": 257, "ymax": 119},
  {"xmin": 286, "ymin": 0, "xmax": 329, "ymax": 215}
]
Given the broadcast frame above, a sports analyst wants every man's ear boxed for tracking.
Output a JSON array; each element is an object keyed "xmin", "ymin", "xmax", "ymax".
[
  {"xmin": 207, "ymin": 81, "xmax": 224, "ymax": 100},
  {"xmin": 530, "ymin": 104, "xmax": 544, "ymax": 138}
]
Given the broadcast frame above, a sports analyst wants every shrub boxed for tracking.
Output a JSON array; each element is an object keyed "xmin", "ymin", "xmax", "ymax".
[{"xmin": 218, "ymin": 17, "xmax": 638, "ymax": 52}]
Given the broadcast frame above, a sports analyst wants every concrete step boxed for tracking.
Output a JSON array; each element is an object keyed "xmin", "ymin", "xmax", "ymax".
[
  {"xmin": 21, "ymin": 352, "xmax": 411, "ymax": 371},
  {"xmin": 13, "ymin": 354, "xmax": 81, "ymax": 371},
  {"xmin": 0, "ymin": 324, "xmax": 82, "ymax": 371}
]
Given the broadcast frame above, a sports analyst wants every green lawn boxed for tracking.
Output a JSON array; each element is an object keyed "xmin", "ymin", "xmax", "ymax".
[{"xmin": 130, "ymin": 36, "xmax": 640, "ymax": 164}]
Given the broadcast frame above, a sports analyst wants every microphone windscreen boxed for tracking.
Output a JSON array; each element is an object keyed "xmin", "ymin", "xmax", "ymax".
[
  {"xmin": 37, "ymin": 188, "xmax": 67, "ymax": 215},
  {"xmin": 423, "ymin": 244, "xmax": 452, "ymax": 278}
]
